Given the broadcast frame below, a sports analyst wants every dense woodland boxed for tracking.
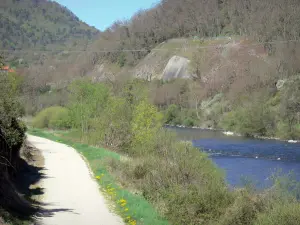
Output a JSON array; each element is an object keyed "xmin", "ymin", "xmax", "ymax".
[
  {"xmin": 0, "ymin": 0, "xmax": 99, "ymax": 72},
  {"xmin": 0, "ymin": 0, "xmax": 99, "ymax": 50},
  {"xmin": 94, "ymin": 0, "xmax": 300, "ymax": 65}
]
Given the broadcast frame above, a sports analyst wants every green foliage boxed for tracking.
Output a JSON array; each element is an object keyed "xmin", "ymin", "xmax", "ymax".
[
  {"xmin": 267, "ymin": 92, "xmax": 281, "ymax": 107},
  {"xmin": 89, "ymin": 96, "xmax": 132, "ymax": 148},
  {"xmin": 276, "ymin": 121, "xmax": 292, "ymax": 139},
  {"xmin": 220, "ymin": 99, "xmax": 275, "ymax": 137},
  {"xmin": 131, "ymin": 101, "xmax": 163, "ymax": 154},
  {"xmin": 164, "ymin": 104, "xmax": 181, "ymax": 125},
  {"xmin": 37, "ymin": 85, "xmax": 51, "ymax": 94},
  {"xmin": 117, "ymin": 53, "xmax": 126, "ymax": 67},
  {"xmin": 217, "ymin": 190, "xmax": 260, "ymax": 225},
  {"xmin": 0, "ymin": 71, "xmax": 25, "ymax": 147},
  {"xmin": 68, "ymin": 80, "xmax": 109, "ymax": 133},
  {"xmin": 278, "ymin": 78, "xmax": 300, "ymax": 139},
  {"xmin": 220, "ymin": 111, "xmax": 237, "ymax": 131},
  {"xmin": 0, "ymin": 0, "xmax": 99, "ymax": 51},
  {"xmin": 183, "ymin": 117, "xmax": 195, "ymax": 127},
  {"xmin": 254, "ymin": 203, "xmax": 300, "ymax": 225},
  {"xmin": 32, "ymin": 106, "xmax": 71, "ymax": 129},
  {"xmin": 120, "ymin": 79, "xmax": 149, "ymax": 106},
  {"xmin": 114, "ymin": 138, "xmax": 233, "ymax": 225},
  {"xmin": 254, "ymin": 174, "xmax": 300, "ymax": 225},
  {"xmin": 163, "ymin": 105, "xmax": 198, "ymax": 127},
  {"xmin": 0, "ymin": 57, "xmax": 36, "ymax": 222},
  {"xmin": 49, "ymin": 108, "xmax": 71, "ymax": 129}
]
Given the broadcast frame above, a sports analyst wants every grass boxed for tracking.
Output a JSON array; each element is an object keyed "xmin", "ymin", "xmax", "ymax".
[{"xmin": 28, "ymin": 128, "xmax": 169, "ymax": 225}]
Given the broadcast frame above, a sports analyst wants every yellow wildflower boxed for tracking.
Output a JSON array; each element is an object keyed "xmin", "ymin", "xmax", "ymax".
[
  {"xmin": 119, "ymin": 199, "xmax": 127, "ymax": 204},
  {"xmin": 124, "ymin": 208, "xmax": 129, "ymax": 212},
  {"xmin": 95, "ymin": 176, "xmax": 101, "ymax": 180},
  {"xmin": 129, "ymin": 220, "xmax": 137, "ymax": 225}
]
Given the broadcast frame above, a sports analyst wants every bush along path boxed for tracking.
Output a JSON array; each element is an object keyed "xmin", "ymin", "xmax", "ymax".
[{"xmin": 28, "ymin": 129, "xmax": 169, "ymax": 225}]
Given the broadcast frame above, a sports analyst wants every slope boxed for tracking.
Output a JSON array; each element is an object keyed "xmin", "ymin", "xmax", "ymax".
[{"xmin": 0, "ymin": 0, "xmax": 99, "ymax": 51}]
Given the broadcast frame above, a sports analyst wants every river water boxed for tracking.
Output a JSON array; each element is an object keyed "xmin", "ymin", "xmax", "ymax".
[{"xmin": 167, "ymin": 126, "xmax": 300, "ymax": 188}]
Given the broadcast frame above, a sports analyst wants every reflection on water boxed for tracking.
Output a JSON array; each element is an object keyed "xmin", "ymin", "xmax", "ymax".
[{"xmin": 167, "ymin": 125, "xmax": 300, "ymax": 187}]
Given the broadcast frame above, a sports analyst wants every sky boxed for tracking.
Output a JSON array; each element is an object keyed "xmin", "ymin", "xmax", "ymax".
[{"xmin": 55, "ymin": 0, "xmax": 159, "ymax": 31}]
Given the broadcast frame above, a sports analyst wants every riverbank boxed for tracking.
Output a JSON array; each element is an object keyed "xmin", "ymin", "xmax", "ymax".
[
  {"xmin": 28, "ymin": 128, "xmax": 300, "ymax": 225},
  {"xmin": 165, "ymin": 124, "xmax": 300, "ymax": 143}
]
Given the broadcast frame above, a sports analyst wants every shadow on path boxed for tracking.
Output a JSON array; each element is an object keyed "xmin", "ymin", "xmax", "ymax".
[{"xmin": 12, "ymin": 142, "xmax": 74, "ymax": 222}]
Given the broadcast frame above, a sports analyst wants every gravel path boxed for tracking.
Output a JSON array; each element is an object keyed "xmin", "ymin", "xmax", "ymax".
[{"xmin": 27, "ymin": 135, "xmax": 123, "ymax": 225}]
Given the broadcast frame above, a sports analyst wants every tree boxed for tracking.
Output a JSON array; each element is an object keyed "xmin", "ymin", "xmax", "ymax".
[
  {"xmin": 280, "ymin": 78, "xmax": 300, "ymax": 138},
  {"xmin": 131, "ymin": 101, "xmax": 163, "ymax": 155},
  {"xmin": 68, "ymin": 80, "xmax": 109, "ymax": 135},
  {"xmin": 92, "ymin": 96, "xmax": 132, "ymax": 148},
  {"xmin": 188, "ymin": 82, "xmax": 204, "ymax": 120}
]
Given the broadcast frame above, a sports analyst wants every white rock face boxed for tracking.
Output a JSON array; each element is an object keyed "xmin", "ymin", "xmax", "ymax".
[
  {"xmin": 276, "ymin": 79, "xmax": 286, "ymax": 90},
  {"xmin": 162, "ymin": 56, "xmax": 191, "ymax": 80}
]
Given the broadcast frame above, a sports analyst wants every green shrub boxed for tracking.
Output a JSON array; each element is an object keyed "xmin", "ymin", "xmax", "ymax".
[
  {"xmin": 0, "ymin": 59, "xmax": 36, "ymax": 221},
  {"xmin": 68, "ymin": 80, "xmax": 109, "ymax": 132},
  {"xmin": 48, "ymin": 107, "xmax": 71, "ymax": 129},
  {"xmin": 254, "ymin": 203, "xmax": 300, "ymax": 225},
  {"xmin": 276, "ymin": 121, "xmax": 291, "ymax": 139},
  {"xmin": 295, "ymin": 124, "xmax": 300, "ymax": 139},
  {"xmin": 133, "ymin": 139, "xmax": 233, "ymax": 225},
  {"xmin": 164, "ymin": 104, "xmax": 181, "ymax": 125},
  {"xmin": 183, "ymin": 117, "xmax": 195, "ymax": 127},
  {"xmin": 131, "ymin": 101, "xmax": 163, "ymax": 155},
  {"xmin": 220, "ymin": 101, "xmax": 275, "ymax": 137},
  {"xmin": 32, "ymin": 106, "xmax": 70, "ymax": 129},
  {"xmin": 220, "ymin": 111, "xmax": 238, "ymax": 131},
  {"xmin": 275, "ymin": 121, "xmax": 300, "ymax": 140},
  {"xmin": 88, "ymin": 96, "xmax": 132, "ymax": 148},
  {"xmin": 105, "ymin": 129, "xmax": 233, "ymax": 225},
  {"xmin": 267, "ymin": 92, "xmax": 281, "ymax": 107},
  {"xmin": 217, "ymin": 190, "xmax": 260, "ymax": 225}
]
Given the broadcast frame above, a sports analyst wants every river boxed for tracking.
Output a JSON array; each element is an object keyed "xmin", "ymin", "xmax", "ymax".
[{"xmin": 167, "ymin": 126, "xmax": 300, "ymax": 188}]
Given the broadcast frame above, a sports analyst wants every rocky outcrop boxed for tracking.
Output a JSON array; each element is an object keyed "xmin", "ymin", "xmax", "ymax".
[
  {"xmin": 276, "ymin": 79, "xmax": 286, "ymax": 90},
  {"xmin": 162, "ymin": 56, "xmax": 191, "ymax": 80}
]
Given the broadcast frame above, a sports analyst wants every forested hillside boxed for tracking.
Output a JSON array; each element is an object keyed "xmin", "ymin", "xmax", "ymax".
[
  {"xmin": 0, "ymin": 0, "xmax": 99, "ymax": 50},
  {"xmin": 93, "ymin": 0, "xmax": 300, "ymax": 65},
  {"xmin": 8, "ymin": 0, "xmax": 299, "ymax": 140},
  {"xmin": 22, "ymin": 0, "xmax": 300, "ymax": 86},
  {"xmin": 5, "ymin": 0, "xmax": 300, "ymax": 75}
]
